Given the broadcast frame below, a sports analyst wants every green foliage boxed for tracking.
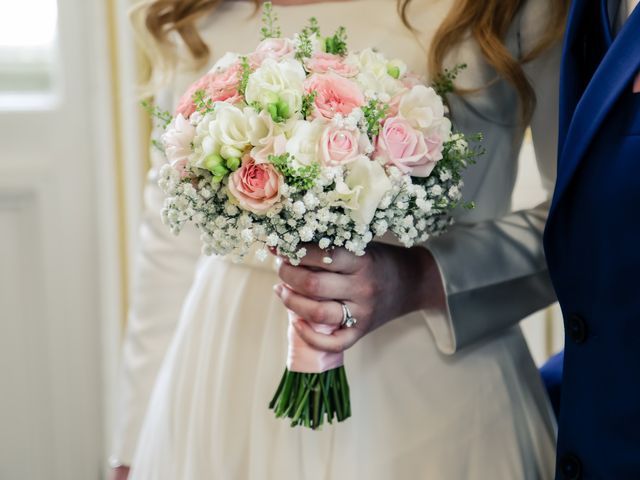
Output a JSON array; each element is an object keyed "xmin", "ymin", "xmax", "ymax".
[
  {"xmin": 249, "ymin": 101, "xmax": 263, "ymax": 112},
  {"xmin": 238, "ymin": 56, "xmax": 252, "ymax": 98},
  {"xmin": 306, "ymin": 17, "xmax": 320, "ymax": 35},
  {"xmin": 266, "ymin": 99, "xmax": 290, "ymax": 123},
  {"xmin": 324, "ymin": 26, "xmax": 348, "ymax": 56},
  {"xmin": 431, "ymin": 63, "xmax": 467, "ymax": 97},
  {"xmin": 260, "ymin": 1, "xmax": 281, "ymax": 40},
  {"xmin": 442, "ymin": 133, "xmax": 482, "ymax": 178},
  {"xmin": 269, "ymin": 153, "xmax": 320, "ymax": 191},
  {"xmin": 151, "ymin": 139, "xmax": 165, "ymax": 152},
  {"xmin": 361, "ymin": 99, "xmax": 389, "ymax": 138},
  {"xmin": 141, "ymin": 99, "xmax": 172, "ymax": 128},
  {"xmin": 295, "ymin": 18, "xmax": 320, "ymax": 61},
  {"xmin": 300, "ymin": 91, "xmax": 317, "ymax": 119},
  {"xmin": 192, "ymin": 89, "xmax": 215, "ymax": 115}
]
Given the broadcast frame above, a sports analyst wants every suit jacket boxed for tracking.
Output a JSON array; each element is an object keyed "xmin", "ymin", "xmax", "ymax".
[{"xmin": 543, "ymin": 0, "xmax": 640, "ymax": 478}]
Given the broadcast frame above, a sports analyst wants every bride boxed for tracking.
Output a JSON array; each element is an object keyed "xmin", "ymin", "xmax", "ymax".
[{"xmin": 110, "ymin": 0, "xmax": 568, "ymax": 478}]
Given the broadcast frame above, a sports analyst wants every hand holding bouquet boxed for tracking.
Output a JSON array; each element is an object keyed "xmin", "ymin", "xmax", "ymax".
[{"xmin": 151, "ymin": 2, "xmax": 480, "ymax": 429}]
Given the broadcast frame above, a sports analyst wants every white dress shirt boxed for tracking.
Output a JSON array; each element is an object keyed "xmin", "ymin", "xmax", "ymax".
[{"xmin": 617, "ymin": 0, "xmax": 639, "ymax": 32}]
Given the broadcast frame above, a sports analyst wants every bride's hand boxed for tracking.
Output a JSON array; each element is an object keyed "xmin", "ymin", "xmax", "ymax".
[
  {"xmin": 274, "ymin": 243, "xmax": 445, "ymax": 353},
  {"xmin": 109, "ymin": 466, "xmax": 130, "ymax": 480}
]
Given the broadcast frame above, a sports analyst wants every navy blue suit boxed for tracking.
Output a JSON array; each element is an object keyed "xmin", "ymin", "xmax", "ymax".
[{"xmin": 543, "ymin": 0, "xmax": 640, "ymax": 478}]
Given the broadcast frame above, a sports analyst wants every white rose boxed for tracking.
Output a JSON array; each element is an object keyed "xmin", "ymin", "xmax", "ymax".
[
  {"xmin": 285, "ymin": 118, "xmax": 325, "ymax": 166},
  {"xmin": 398, "ymin": 85, "xmax": 449, "ymax": 133},
  {"xmin": 245, "ymin": 58, "xmax": 306, "ymax": 116},
  {"xmin": 343, "ymin": 157, "xmax": 393, "ymax": 225},
  {"xmin": 329, "ymin": 177, "xmax": 361, "ymax": 211},
  {"xmin": 348, "ymin": 48, "xmax": 404, "ymax": 98},
  {"xmin": 162, "ymin": 114, "xmax": 195, "ymax": 165},
  {"xmin": 190, "ymin": 112, "xmax": 218, "ymax": 164},
  {"xmin": 210, "ymin": 102, "xmax": 251, "ymax": 150},
  {"xmin": 245, "ymin": 107, "xmax": 276, "ymax": 146}
]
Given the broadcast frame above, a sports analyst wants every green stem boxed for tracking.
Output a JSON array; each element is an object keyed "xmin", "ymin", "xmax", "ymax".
[{"xmin": 269, "ymin": 366, "xmax": 352, "ymax": 429}]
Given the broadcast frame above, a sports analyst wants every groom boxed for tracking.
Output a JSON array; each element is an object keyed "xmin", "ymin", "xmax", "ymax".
[{"xmin": 543, "ymin": 0, "xmax": 640, "ymax": 478}]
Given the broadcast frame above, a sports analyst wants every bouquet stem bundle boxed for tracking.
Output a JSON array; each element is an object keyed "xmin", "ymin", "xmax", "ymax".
[{"xmin": 269, "ymin": 366, "xmax": 351, "ymax": 429}]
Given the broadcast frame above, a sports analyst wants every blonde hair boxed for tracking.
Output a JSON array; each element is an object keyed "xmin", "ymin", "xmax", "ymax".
[{"xmin": 132, "ymin": 0, "xmax": 568, "ymax": 120}]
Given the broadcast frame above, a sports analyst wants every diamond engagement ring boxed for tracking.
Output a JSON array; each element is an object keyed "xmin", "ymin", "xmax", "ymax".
[{"xmin": 340, "ymin": 302, "xmax": 357, "ymax": 328}]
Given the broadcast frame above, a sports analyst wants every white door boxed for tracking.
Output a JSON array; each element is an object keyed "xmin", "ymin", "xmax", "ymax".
[{"xmin": 0, "ymin": 0, "xmax": 117, "ymax": 478}]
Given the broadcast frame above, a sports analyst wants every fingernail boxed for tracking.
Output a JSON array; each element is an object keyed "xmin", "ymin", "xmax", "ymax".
[{"xmin": 273, "ymin": 284, "xmax": 283, "ymax": 296}]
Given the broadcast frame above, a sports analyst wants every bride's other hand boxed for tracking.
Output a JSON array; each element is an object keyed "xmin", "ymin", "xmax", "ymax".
[
  {"xmin": 109, "ymin": 466, "xmax": 130, "ymax": 480},
  {"xmin": 274, "ymin": 243, "xmax": 445, "ymax": 353}
]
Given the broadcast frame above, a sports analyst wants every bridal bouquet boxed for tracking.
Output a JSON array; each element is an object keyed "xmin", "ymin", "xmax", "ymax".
[{"xmin": 152, "ymin": 2, "xmax": 479, "ymax": 429}]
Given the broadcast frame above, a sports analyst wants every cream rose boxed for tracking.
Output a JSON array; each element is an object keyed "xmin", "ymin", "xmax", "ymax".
[
  {"xmin": 348, "ymin": 48, "xmax": 405, "ymax": 99},
  {"xmin": 285, "ymin": 119, "xmax": 325, "ymax": 166},
  {"xmin": 210, "ymin": 102, "xmax": 252, "ymax": 151},
  {"xmin": 319, "ymin": 123, "xmax": 370, "ymax": 167},
  {"xmin": 398, "ymin": 85, "xmax": 449, "ymax": 132},
  {"xmin": 342, "ymin": 157, "xmax": 392, "ymax": 225},
  {"xmin": 245, "ymin": 58, "xmax": 306, "ymax": 117}
]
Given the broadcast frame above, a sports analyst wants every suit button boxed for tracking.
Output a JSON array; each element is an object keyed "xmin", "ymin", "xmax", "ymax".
[
  {"xmin": 559, "ymin": 453, "xmax": 582, "ymax": 479},
  {"xmin": 567, "ymin": 314, "xmax": 588, "ymax": 344}
]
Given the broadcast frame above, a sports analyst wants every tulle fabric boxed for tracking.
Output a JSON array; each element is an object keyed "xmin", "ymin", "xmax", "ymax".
[{"xmin": 130, "ymin": 255, "xmax": 555, "ymax": 480}]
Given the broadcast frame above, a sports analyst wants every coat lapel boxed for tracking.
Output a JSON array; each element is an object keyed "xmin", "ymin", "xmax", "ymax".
[
  {"xmin": 557, "ymin": 0, "xmax": 593, "ymax": 155},
  {"xmin": 550, "ymin": 3, "xmax": 640, "ymax": 213}
]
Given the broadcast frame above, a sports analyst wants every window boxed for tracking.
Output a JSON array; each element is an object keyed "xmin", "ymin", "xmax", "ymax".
[{"xmin": 0, "ymin": 0, "xmax": 59, "ymax": 107}]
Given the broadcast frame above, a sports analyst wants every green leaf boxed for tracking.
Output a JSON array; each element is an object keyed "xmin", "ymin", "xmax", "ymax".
[
  {"xmin": 324, "ymin": 26, "xmax": 348, "ymax": 56},
  {"xmin": 300, "ymin": 91, "xmax": 317, "ymax": 120},
  {"xmin": 260, "ymin": 1, "xmax": 281, "ymax": 40},
  {"xmin": 269, "ymin": 152, "xmax": 319, "ymax": 191},
  {"xmin": 295, "ymin": 17, "xmax": 320, "ymax": 61},
  {"xmin": 431, "ymin": 63, "xmax": 467, "ymax": 97},
  {"xmin": 362, "ymin": 98, "xmax": 389, "ymax": 138},
  {"xmin": 140, "ymin": 99, "xmax": 172, "ymax": 128},
  {"xmin": 191, "ymin": 89, "xmax": 215, "ymax": 115},
  {"xmin": 238, "ymin": 56, "xmax": 252, "ymax": 98}
]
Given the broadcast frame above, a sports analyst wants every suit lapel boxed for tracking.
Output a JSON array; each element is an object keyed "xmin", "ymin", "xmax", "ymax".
[
  {"xmin": 557, "ymin": 0, "xmax": 593, "ymax": 155},
  {"xmin": 550, "ymin": 3, "xmax": 640, "ymax": 213}
]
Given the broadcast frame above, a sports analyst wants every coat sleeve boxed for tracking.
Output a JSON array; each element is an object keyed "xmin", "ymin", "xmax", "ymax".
[
  {"xmin": 421, "ymin": 0, "xmax": 562, "ymax": 354},
  {"xmin": 110, "ymin": 106, "xmax": 202, "ymax": 465}
]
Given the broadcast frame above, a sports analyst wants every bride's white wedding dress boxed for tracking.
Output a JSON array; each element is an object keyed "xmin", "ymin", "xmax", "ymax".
[{"xmin": 113, "ymin": 0, "xmax": 561, "ymax": 478}]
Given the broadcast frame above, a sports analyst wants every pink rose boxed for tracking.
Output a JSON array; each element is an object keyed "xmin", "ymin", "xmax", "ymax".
[
  {"xmin": 227, "ymin": 155, "xmax": 284, "ymax": 214},
  {"xmin": 423, "ymin": 131, "xmax": 445, "ymax": 164},
  {"xmin": 249, "ymin": 38, "xmax": 295, "ymax": 66},
  {"xmin": 375, "ymin": 116, "xmax": 438, "ymax": 177},
  {"xmin": 305, "ymin": 53, "xmax": 358, "ymax": 77},
  {"xmin": 401, "ymin": 72, "xmax": 424, "ymax": 89},
  {"xmin": 304, "ymin": 72, "xmax": 365, "ymax": 120},
  {"xmin": 319, "ymin": 125, "xmax": 368, "ymax": 167},
  {"xmin": 162, "ymin": 114, "xmax": 195, "ymax": 178},
  {"xmin": 175, "ymin": 63, "xmax": 243, "ymax": 118},
  {"xmin": 387, "ymin": 90, "xmax": 405, "ymax": 117}
]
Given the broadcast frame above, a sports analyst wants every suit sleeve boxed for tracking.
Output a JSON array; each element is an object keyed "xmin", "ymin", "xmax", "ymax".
[
  {"xmin": 110, "ymin": 110, "xmax": 202, "ymax": 465},
  {"xmin": 421, "ymin": 2, "xmax": 562, "ymax": 354}
]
